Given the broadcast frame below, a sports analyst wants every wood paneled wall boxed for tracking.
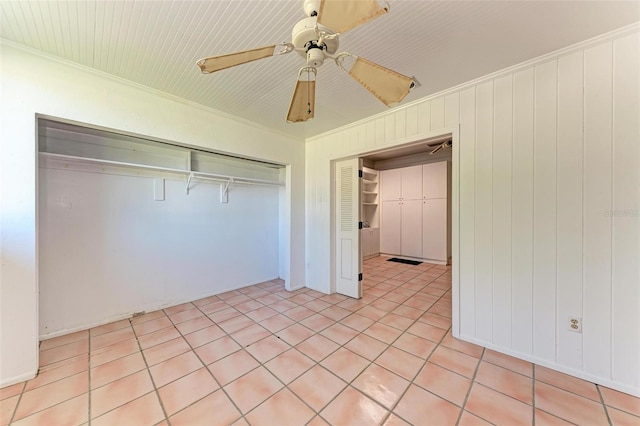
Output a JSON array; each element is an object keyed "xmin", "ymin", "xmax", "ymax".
[{"xmin": 305, "ymin": 28, "xmax": 639, "ymax": 395}]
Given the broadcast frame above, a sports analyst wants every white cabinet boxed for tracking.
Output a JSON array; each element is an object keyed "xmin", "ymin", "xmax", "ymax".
[
  {"xmin": 380, "ymin": 161, "xmax": 449, "ymax": 263},
  {"xmin": 401, "ymin": 200, "xmax": 423, "ymax": 257},
  {"xmin": 422, "ymin": 199, "xmax": 447, "ymax": 261},
  {"xmin": 423, "ymin": 162, "xmax": 447, "ymax": 199},
  {"xmin": 361, "ymin": 227, "xmax": 380, "ymax": 259},
  {"xmin": 381, "ymin": 165, "xmax": 422, "ymax": 201},
  {"xmin": 380, "ymin": 201, "xmax": 401, "ymax": 254}
]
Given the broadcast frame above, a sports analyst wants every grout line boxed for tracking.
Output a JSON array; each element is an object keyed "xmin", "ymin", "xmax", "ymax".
[
  {"xmin": 455, "ymin": 347, "xmax": 486, "ymax": 425},
  {"xmin": 6, "ymin": 382, "xmax": 26, "ymax": 425},
  {"xmin": 532, "ymin": 363, "xmax": 537, "ymax": 426},
  {"xmin": 128, "ymin": 318, "xmax": 171, "ymax": 425},
  {"xmin": 597, "ymin": 385, "xmax": 614, "ymax": 426}
]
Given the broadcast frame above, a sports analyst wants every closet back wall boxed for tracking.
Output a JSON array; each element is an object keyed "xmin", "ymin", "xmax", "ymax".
[{"xmin": 38, "ymin": 162, "xmax": 279, "ymax": 337}]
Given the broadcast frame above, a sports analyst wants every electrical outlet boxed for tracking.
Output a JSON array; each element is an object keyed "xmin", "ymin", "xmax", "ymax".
[{"xmin": 568, "ymin": 316, "xmax": 582, "ymax": 333}]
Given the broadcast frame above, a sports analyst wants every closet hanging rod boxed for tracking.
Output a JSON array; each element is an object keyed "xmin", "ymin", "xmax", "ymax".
[{"xmin": 39, "ymin": 152, "xmax": 284, "ymax": 187}]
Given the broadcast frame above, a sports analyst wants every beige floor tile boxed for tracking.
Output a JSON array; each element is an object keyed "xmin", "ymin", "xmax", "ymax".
[
  {"xmin": 534, "ymin": 381, "xmax": 608, "ymax": 425},
  {"xmin": 24, "ymin": 354, "xmax": 88, "ymax": 391},
  {"xmin": 264, "ymin": 349, "xmax": 315, "ymax": 384},
  {"xmin": 364, "ymin": 323, "xmax": 403, "ymax": 344},
  {"xmin": 375, "ymin": 346, "xmax": 424, "ymax": 381},
  {"xmin": 132, "ymin": 316, "xmax": 173, "ymax": 336},
  {"xmin": 90, "ymin": 339, "xmax": 139, "ymax": 367},
  {"xmin": 482, "ymin": 349, "xmax": 533, "ymax": 377},
  {"xmin": 223, "ymin": 367, "xmax": 283, "ymax": 414},
  {"xmin": 137, "ymin": 327, "xmax": 182, "ymax": 350},
  {"xmin": 90, "ymin": 370, "xmax": 153, "ymax": 418},
  {"xmin": 608, "ymin": 407, "xmax": 640, "ymax": 426},
  {"xmin": 534, "ymin": 408, "xmax": 574, "ymax": 425},
  {"xmin": 90, "ymin": 352, "xmax": 146, "ymax": 389},
  {"xmin": 275, "ymin": 324, "xmax": 315, "ymax": 346},
  {"xmin": 39, "ymin": 340, "xmax": 89, "ymax": 367},
  {"xmin": 392, "ymin": 333, "xmax": 437, "ymax": 359},
  {"xmin": 142, "ymin": 337, "xmax": 191, "ymax": 366},
  {"xmin": 183, "ymin": 325, "xmax": 225, "ymax": 348},
  {"xmin": 320, "ymin": 347, "xmax": 370, "ymax": 382},
  {"xmin": 90, "ymin": 327, "xmax": 135, "ymax": 351},
  {"xmin": 259, "ymin": 314, "xmax": 295, "ymax": 333},
  {"xmin": 39, "ymin": 330, "xmax": 88, "ymax": 352},
  {"xmin": 207, "ymin": 307, "xmax": 242, "ymax": 323},
  {"xmin": 289, "ymin": 365, "xmax": 347, "ymax": 411},
  {"xmin": 207, "ymin": 349, "xmax": 259, "ymax": 386},
  {"xmin": 395, "ymin": 384, "xmax": 461, "ymax": 426},
  {"xmin": 600, "ymin": 386, "xmax": 640, "ymax": 417},
  {"xmin": 195, "ymin": 335, "xmax": 241, "ymax": 365},
  {"xmin": 429, "ymin": 345, "xmax": 480, "ymax": 378},
  {"xmin": 13, "ymin": 372, "xmax": 88, "ymax": 421},
  {"xmin": 341, "ymin": 313, "xmax": 376, "ymax": 332},
  {"xmin": 345, "ymin": 333, "xmax": 389, "ymax": 361},
  {"xmin": 92, "ymin": 392, "xmax": 164, "ymax": 426},
  {"xmin": 157, "ymin": 368, "xmax": 218, "ymax": 416},
  {"xmin": 458, "ymin": 410, "xmax": 493, "ymax": 426},
  {"xmin": 230, "ymin": 324, "xmax": 271, "ymax": 347},
  {"xmin": 300, "ymin": 313, "xmax": 335, "ymax": 332},
  {"xmin": 11, "ymin": 393, "xmax": 87, "ymax": 426},
  {"xmin": 466, "ymin": 383, "xmax": 532, "ymax": 425},
  {"xmin": 0, "ymin": 395, "xmax": 19, "ymax": 426},
  {"xmin": 89, "ymin": 319, "xmax": 131, "ymax": 337},
  {"xmin": 244, "ymin": 306, "xmax": 278, "ymax": 322},
  {"xmin": 245, "ymin": 388, "xmax": 315, "ymax": 426},
  {"xmin": 535, "ymin": 365, "xmax": 600, "ymax": 402},
  {"xmin": 320, "ymin": 386, "xmax": 388, "ymax": 426},
  {"xmin": 352, "ymin": 363, "xmax": 410, "ymax": 409},
  {"xmin": 0, "ymin": 383, "xmax": 24, "ymax": 401},
  {"xmin": 296, "ymin": 334, "xmax": 339, "ymax": 362},
  {"xmin": 320, "ymin": 323, "xmax": 359, "ymax": 345},
  {"xmin": 473, "ymin": 360, "xmax": 532, "ymax": 404},
  {"xmin": 218, "ymin": 316, "xmax": 255, "ymax": 334},
  {"xmin": 414, "ymin": 362, "xmax": 472, "ymax": 406},
  {"xmin": 149, "ymin": 351, "xmax": 203, "ymax": 387},
  {"xmin": 169, "ymin": 389, "xmax": 241, "ymax": 426},
  {"xmin": 245, "ymin": 335, "xmax": 290, "ymax": 363}
]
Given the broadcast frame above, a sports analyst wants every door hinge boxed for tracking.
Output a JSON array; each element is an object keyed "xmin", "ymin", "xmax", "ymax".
[
  {"xmin": 359, "ymin": 221, "xmax": 363, "ymax": 229},
  {"xmin": 358, "ymin": 170, "xmax": 363, "ymax": 178},
  {"xmin": 358, "ymin": 273, "xmax": 363, "ymax": 281}
]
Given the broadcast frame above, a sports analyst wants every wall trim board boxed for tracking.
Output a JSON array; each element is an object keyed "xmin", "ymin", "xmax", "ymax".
[
  {"xmin": 0, "ymin": 40, "xmax": 301, "ymax": 144},
  {"xmin": 0, "ymin": 372, "xmax": 37, "ymax": 390},
  {"xmin": 459, "ymin": 333, "xmax": 640, "ymax": 397},
  {"xmin": 306, "ymin": 22, "xmax": 640, "ymax": 143},
  {"xmin": 38, "ymin": 277, "xmax": 279, "ymax": 341}
]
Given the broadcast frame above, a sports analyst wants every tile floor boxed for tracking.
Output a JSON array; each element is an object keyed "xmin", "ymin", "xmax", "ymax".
[{"xmin": 2, "ymin": 256, "xmax": 639, "ymax": 425}]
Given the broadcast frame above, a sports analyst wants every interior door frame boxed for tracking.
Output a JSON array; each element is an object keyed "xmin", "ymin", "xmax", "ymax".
[{"xmin": 330, "ymin": 126, "xmax": 461, "ymax": 337}]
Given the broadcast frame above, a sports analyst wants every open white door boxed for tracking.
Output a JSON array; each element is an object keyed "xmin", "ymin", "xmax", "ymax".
[{"xmin": 335, "ymin": 158, "xmax": 363, "ymax": 299}]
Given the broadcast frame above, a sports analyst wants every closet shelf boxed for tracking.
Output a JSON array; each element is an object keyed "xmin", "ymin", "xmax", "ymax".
[
  {"xmin": 362, "ymin": 202, "xmax": 378, "ymax": 206},
  {"xmin": 39, "ymin": 152, "xmax": 284, "ymax": 187},
  {"xmin": 362, "ymin": 179, "xmax": 377, "ymax": 184}
]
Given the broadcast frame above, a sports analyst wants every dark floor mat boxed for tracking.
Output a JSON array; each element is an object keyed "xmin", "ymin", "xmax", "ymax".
[{"xmin": 387, "ymin": 257, "xmax": 422, "ymax": 266}]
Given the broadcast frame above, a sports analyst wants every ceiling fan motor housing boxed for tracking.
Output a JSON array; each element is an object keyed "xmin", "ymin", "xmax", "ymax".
[{"xmin": 292, "ymin": 16, "xmax": 339, "ymax": 66}]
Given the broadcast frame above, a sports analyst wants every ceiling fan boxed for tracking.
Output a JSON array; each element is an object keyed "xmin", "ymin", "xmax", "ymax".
[{"xmin": 196, "ymin": 0, "xmax": 419, "ymax": 123}]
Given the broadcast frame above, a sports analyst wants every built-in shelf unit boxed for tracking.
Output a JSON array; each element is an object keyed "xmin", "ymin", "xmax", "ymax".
[{"xmin": 361, "ymin": 166, "xmax": 380, "ymax": 259}]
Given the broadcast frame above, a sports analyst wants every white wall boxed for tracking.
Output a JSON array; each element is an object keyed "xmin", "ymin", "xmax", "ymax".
[
  {"xmin": 38, "ymin": 161, "xmax": 280, "ymax": 337},
  {"xmin": 305, "ymin": 26, "xmax": 640, "ymax": 395},
  {"xmin": 0, "ymin": 43, "xmax": 305, "ymax": 386}
]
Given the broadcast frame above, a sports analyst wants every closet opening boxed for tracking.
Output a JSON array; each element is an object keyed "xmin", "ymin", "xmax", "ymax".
[{"xmin": 36, "ymin": 116, "xmax": 290, "ymax": 339}]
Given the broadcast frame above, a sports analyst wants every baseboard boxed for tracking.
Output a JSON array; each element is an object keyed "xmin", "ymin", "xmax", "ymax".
[
  {"xmin": 457, "ymin": 333, "xmax": 640, "ymax": 398},
  {"xmin": 0, "ymin": 371, "xmax": 37, "ymax": 389},
  {"xmin": 39, "ymin": 277, "xmax": 280, "ymax": 340}
]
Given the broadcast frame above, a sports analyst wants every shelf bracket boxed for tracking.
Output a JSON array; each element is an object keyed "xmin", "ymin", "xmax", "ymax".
[
  {"xmin": 220, "ymin": 178, "xmax": 234, "ymax": 203},
  {"xmin": 186, "ymin": 172, "xmax": 194, "ymax": 194}
]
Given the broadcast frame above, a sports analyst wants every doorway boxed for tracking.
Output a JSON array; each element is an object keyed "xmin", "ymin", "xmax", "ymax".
[{"xmin": 332, "ymin": 129, "xmax": 459, "ymax": 335}]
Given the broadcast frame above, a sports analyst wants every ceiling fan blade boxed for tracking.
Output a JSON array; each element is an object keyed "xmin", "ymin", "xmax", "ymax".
[
  {"xmin": 197, "ymin": 45, "xmax": 277, "ymax": 74},
  {"xmin": 317, "ymin": 0, "xmax": 388, "ymax": 34},
  {"xmin": 346, "ymin": 57, "xmax": 416, "ymax": 107},
  {"xmin": 287, "ymin": 67, "xmax": 317, "ymax": 123}
]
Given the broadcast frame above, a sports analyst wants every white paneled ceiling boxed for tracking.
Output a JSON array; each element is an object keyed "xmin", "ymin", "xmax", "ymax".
[{"xmin": 1, "ymin": 1, "xmax": 638, "ymax": 139}]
